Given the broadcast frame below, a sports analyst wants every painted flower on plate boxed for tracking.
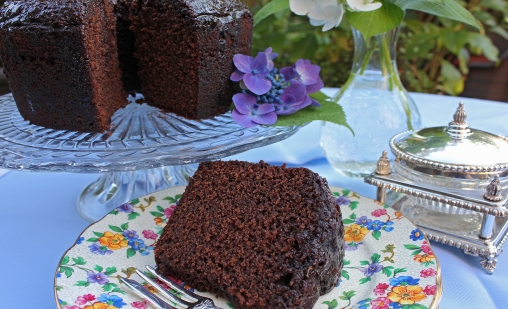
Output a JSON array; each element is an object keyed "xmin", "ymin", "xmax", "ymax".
[
  {"xmin": 99, "ymin": 232, "xmax": 128, "ymax": 250},
  {"xmin": 62, "ymin": 306, "xmax": 81, "ymax": 309},
  {"xmin": 367, "ymin": 220, "xmax": 385, "ymax": 231},
  {"xmin": 344, "ymin": 224, "xmax": 369, "ymax": 242},
  {"xmin": 361, "ymin": 262, "xmax": 383, "ymax": 277},
  {"xmin": 356, "ymin": 216, "xmax": 371, "ymax": 225},
  {"xmin": 336, "ymin": 195, "xmax": 351, "ymax": 206},
  {"xmin": 76, "ymin": 294, "xmax": 96, "ymax": 305},
  {"xmin": 414, "ymin": 253, "xmax": 435, "ymax": 263},
  {"xmin": 344, "ymin": 241, "xmax": 363, "ymax": 251},
  {"xmin": 131, "ymin": 301, "xmax": 148, "ymax": 309},
  {"xmin": 372, "ymin": 209, "xmax": 387, "ymax": 217},
  {"xmin": 424, "ymin": 285, "xmax": 437, "ymax": 295},
  {"xmin": 371, "ymin": 297, "xmax": 392, "ymax": 309},
  {"xmin": 96, "ymin": 294, "xmax": 126, "ymax": 308},
  {"xmin": 142, "ymin": 229, "xmax": 158, "ymax": 240},
  {"xmin": 420, "ymin": 268, "xmax": 437, "ymax": 278},
  {"xmin": 164, "ymin": 205, "xmax": 177, "ymax": 218},
  {"xmin": 410, "ymin": 229, "xmax": 425, "ymax": 241},
  {"xmin": 116, "ymin": 203, "xmax": 134, "ymax": 214},
  {"xmin": 374, "ymin": 282, "xmax": 390, "ymax": 296},
  {"xmin": 87, "ymin": 272, "xmax": 109, "ymax": 284},
  {"xmin": 88, "ymin": 243, "xmax": 113, "ymax": 256},
  {"xmin": 389, "ymin": 276, "xmax": 420, "ymax": 286},
  {"xmin": 122, "ymin": 230, "xmax": 138, "ymax": 241},
  {"xmin": 387, "ymin": 286, "xmax": 426, "ymax": 305},
  {"xmin": 421, "ymin": 241, "xmax": 434, "ymax": 254},
  {"xmin": 384, "ymin": 221, "xmax": 394, "ymax": 232}
]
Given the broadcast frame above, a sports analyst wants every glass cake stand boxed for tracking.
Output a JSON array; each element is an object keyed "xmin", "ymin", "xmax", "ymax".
[{"xmin": 0, "ymin": 94, "xmax": 300, "ymax": 221}]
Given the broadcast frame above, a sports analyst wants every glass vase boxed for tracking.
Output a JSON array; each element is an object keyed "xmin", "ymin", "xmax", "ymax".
[{"xmin": 320, "ymin": 25, "xmax": 422, "ymax": 178}]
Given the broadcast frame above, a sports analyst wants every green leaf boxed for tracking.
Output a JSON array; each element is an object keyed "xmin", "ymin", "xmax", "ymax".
[
  {"xmin": 60, "ymin": 266, "xmax": 74, "ymax": 278},
  {"xmin": 105, "ymin": 267, "xmax": 117, "ymax": 276},
  {"xmin": 162, "ymin": 196, "xmax": 175, "ymax": 203},
  {"xmin": 372, "ymin": 230, "xmax": 382, "ymax": 240},
  {"xmin": 150, "ymin": 211, "xmax": 164, "ymax": 218},
  {"xmin": 72, "ymin": 257, "xmax": 86, "ymax": 265},
  {"xmin": 273, "ymin": 99, "xmax": 352, "ymax": 134},
  {"xmin": 371, "ymin": 253, "xmax": 381, "ymax": 263},
  {"xmin": 341, "ymin": 269, "xmax": 350, "ymax": 280},
  {"xmin": 342, "ymin": 219, "xmax": 355, "ymax": 224},
  {"xmin": 109, "ymin": 225, "xmax": 123, "ymax": 233},
  {"xmin": 127, "ymin": 248, "xmax": 136, "ymax": 259},
  {"xmin": 441, "ymin": 30, "xmax": 469, "ymax": 55},
  {"xmin": 121, "ymin": 223, "xmax": 129, "ymax": 231},
  {"xmin": 344, "ymin": 290, "xmax": 356, "ymax": 298},
  {"xmin": 360, "ymin": 260, "xmax": 370, "ymax": 265},
  {"xmin": 93, "ymin": 232, "xmax": 104, "ymax": 237},
  {"xmin": 60, "ymin": 256, "xmax": 70, "ymax": 265},
  {"xmin": 341, "ymin": 189, "xmax": 351, "ymax": 196},
  {"xmin": 349, "ymin": 213, "xmax": 356, "ymax": 220},
  {"xmin": 290, "ymin": 35, "xmax": 318, "ymax": 62},
  {"xmin": 55, "ymin": 286, "xmax": 63, "ymax": 291},
  {"xmin": 109, "ymin": 210, "xmax": 119, "ymax": 215},
  {"xmin": 131, "ymin": 198, "xmax": 140, "ymax": 205},
  {"xmin": 440, "ymin": 59, "xmax": 464, "ymax": 95},
  {"xmin": 407, "ymin": 304, "xmax": 429, "ymax": 309},
  {"xmin": 404, "ymin": 244, "xmax": 421, "ymax": 250},
  {"xmin": 346, "ymin": 2, "xmax": 404, "ymax": 40},
  {"xmin": 103, "ymin": 282, "xmax": 118, "ymax": 292},
  {"xmin": 359, "ymin": 277, "xmax": 372, "ymax": 284},
  {"xmin": 254, "ymin": 0, "xmax": 289, "ymax": 27},
  {"xmin": 349, "ymin": 201, "xmax": 359, "ymax": 211},
  {"xmin": 75, "ymin": 281, "xmax": 90, "ymax": 287},
  {"xmin": 394, "ymin": 268, "xmax": 407, "ymax": 275},
  {"xmin": 157, "ymin": 205, "xmax": 165, "ymax": 212},
  {"xmin": 94, "ymin": 265, "xmax": 104, "ymax": 272},
  {"xmin": 411, "ymin": 249, "xmax": 422, "ymax": 255},
  {"xmin": 128, "ymin": 212, "xmax": 141, "ymax": 220},
  {"xmin": 343, "ymin": 260, "xmax": 351, "ymax": 265},
  {"xmin": 112, "ymin": 287, "xmax": 126, "ymax": 294},
  {"xmin": 467, "ymin": 32, "xmax": 499, "ymax": 61},
  {"xmin": 87, "ymin": 237, "xmax": 99, "ymax": 243},
  {"xmin": 382, "ymin": 267, "xmax": 393, "ymax": 277},
  {"xmin": 394, "ymin": 0, "xmax": 482, "ymax": 30}
]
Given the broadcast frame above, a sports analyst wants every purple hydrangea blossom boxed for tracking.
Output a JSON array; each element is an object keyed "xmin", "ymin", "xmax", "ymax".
[
  {"xmin": 230, "ymin": 52, "xmax": 272, "ymax": 95},
  {"xmin": 281, "ymin": 59, "xmax": 324, "ymax": 95},
  {"xmin": 117, "ymin": 203, "xmax": 134, "ymax": 214},
  {"xmin": 232, "ymin": 93, "xmax": 277, "ymax": 127},
  {"xmin": 88, "ymin": 243, "xmax": 113, "ymax": 256},
  {"xmin": 263, "ymin": 47, "xmax": 278, "ymax": 70},
  {"xmin": 87, "ymin": 272, "xmax": 109, "ymax": 284},
  {"xmin": 275, "ymin": 82, "xmax": 312, "ymax": 116},
  {"xmin": 122, "ymin": 230, "xmax": 139, "ymax": 241},
  {"xmin": 361, "ymin": 262, "xmax": 383, "ymax": 277}
]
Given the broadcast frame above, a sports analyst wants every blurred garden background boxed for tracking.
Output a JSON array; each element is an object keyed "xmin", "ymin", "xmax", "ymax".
[{"xmin": 0, "ymin": 0, "xmax": 507, "ymax": 101}]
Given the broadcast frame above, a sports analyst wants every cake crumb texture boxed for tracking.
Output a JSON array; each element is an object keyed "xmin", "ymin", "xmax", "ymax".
[{"xmin": 155, "ymin": 160, "xmax": 345, "ymax": 309}]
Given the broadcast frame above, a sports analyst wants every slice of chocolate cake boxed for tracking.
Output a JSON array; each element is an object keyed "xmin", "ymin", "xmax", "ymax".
[
  {"xmin": 127, "ymin": 0, "xmax": 253, "ymax": 119},
  {"xmin": 155, "ymin": 160, "xmax": 345, "ymax": 309},
  {"xmin": 0, "ymin": 0, "xmax": 126, "ymax": 132}
]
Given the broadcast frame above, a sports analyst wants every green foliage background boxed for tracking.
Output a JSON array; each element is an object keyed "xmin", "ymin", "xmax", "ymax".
[{"xmin": 244, "ymin": 0, "xmax": 508, "ymax": 96}]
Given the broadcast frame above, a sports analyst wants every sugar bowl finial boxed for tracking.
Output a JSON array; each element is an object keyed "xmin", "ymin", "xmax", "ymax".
[
  {"xmin": 446, "ymin": 102, "xmax": 471, "ymax": 141},
  {"xmin": 484, "ymin": 176, "xmax": 503, "ymax": 202},
  {"xmin": 376, "ymin": 151, "xmax": 391, "ymax": 175}
]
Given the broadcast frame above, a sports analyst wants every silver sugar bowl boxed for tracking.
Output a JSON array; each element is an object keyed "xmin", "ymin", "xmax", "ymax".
[{"xmin": 365, "ymin": 102, "xmax": 508, "ymax": 273}]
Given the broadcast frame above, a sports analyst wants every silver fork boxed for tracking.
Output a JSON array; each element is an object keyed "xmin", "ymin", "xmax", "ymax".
[{"xmin": 120, "ymin": 265, "xmax": 221, "ymax": 309}]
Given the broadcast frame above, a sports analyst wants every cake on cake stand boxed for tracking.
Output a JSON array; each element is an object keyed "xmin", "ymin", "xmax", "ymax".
[{"xmin": 0, "ymin": 94, "xmax": 300, "ymax": 221}]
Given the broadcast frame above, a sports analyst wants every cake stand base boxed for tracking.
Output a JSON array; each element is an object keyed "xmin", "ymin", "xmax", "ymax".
[{"xmin": 77, "ymin": 165, "xmax": 197, "ymax": 222}]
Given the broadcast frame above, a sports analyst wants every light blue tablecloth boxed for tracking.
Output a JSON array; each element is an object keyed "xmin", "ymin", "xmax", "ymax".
[{"xmin": 1, "ymin": 92, "xmax": 507, "ymax": 309}]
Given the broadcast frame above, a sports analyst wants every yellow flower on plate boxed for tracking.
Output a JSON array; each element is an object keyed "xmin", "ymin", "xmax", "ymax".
[
  {"xmin": 344, "ymin": 224, "xmax": 369, "ymax": 242},
  {"xmin": 83, "ymin": 303, "xmax": 119, "ymax": 309},
  {"xmin": 387, "ymin": 286, "xmax": 427, "ymax": 304},
  {"xmin": 414, "ymin": 253, "xmax": 436, "ymax": 263},
  {"xmin": 98, "ymin": 231, "xmax": 128, "ymax": 250}
]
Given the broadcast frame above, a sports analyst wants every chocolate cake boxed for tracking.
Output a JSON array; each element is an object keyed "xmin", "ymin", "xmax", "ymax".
[
  {"xmin": 0, "ymin": 0, "xmax": 126, "ymax": 132},
  {"xmin": 127, "ymin": 0, "xmax": 253, "ymax": 119},
  {"xmin": 114, "ymin": 0, "xmax": 141, "ymax": 93},
  {"xmin": 155, "ymin": 161, "xmax": 345, "ymax": 309}
]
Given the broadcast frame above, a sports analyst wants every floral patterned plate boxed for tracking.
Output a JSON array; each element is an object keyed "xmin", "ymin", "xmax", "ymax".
[{"xmin": 55, "ymin": 186, "xmax": 442, "ymax": 309}]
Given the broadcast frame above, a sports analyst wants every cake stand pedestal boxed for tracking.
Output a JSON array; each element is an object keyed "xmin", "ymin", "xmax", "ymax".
[{"xmin": 0, "ymin": 94, "xmax": 300, "ymax": 221}]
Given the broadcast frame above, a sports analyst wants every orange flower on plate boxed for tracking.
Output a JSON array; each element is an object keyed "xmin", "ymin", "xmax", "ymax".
[
  {"xmin": 98, "ymin": 231, "xmax": 128, "ymax": 250},
  {"xmin": 414, "ymin": 253, "xmax": 435, "ymax": 263},
  {"xmin": 387, "ymin": 286, "xmax": 427, "ymax": 304},
  {"xmin": 344, "ymin": 224, "xmax": 369, "ymax": 242},
  {"xmin": 83, "ymin": 303, "xmax": 118, "ymax": 309},
  {"xmin": 154, "ymin": 217, "xmax": 164, "ymax": 225}
]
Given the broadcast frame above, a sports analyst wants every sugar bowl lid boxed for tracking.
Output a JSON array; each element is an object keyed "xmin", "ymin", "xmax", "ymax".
[{"xmin": 390, "ymin": 102, "xmax": 508, "ymax": 175}]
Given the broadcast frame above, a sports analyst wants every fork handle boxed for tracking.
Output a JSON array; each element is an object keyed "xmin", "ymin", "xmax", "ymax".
[{"xmin": 193, "ymin": 300, "xmax": 222, "ymax": 309}]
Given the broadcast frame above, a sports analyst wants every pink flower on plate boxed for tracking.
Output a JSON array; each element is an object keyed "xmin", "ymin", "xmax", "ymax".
[
  {"xmin": 420, "ymin": 268, "xmax": 437, "ymax": 278},
  {"xmin": 142, "ymin": 229, "xmax": 158, "ymax": 240},
  {"xmin": 424, "ymin": 285, "xmax": 437, "ymax": 295},
  {"xmin": 131, "ymin": 301, "xmax": 148, "ymax": 309},
  {"xmin": 76, "ymin": 294, "xmax": 96, "ymax": 305},
  {"xmin": 164, "ymin": 205, "xmax": 177, "ymax": 218},
  {"xmin": 372, "ymin": 209, "xmax": 387, "ymax": 217},
  {"xmin": 62, "ymin": 306, "xmax": 81, "ymax": 309},
  {"xmin": 421, "ymin": 243, "xmax": 434, "ymax": 255},
  {"xmin": 370, "ymin": 297, "xmax": 391, "ymax": 309},
  {"xmin": 374, "ymin": 282, "xmax": 389, "ymax": 296}
]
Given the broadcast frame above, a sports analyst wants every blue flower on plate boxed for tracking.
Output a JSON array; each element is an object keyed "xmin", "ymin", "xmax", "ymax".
[
  {"xmin": 384, "ymin": 221, "xmax": 394, "ymax": 232},
  {"xmin": 389, "ymin": 275, "xmax": 420, "ymax": 286},
  {"xmin": 390, "ymin": 302, "xmax": 403, "ymax": 309},
  {"xmin": 122, "ymin": 230, "xmax": 139, "ymax": 241},
  {"xmin": 76, "ymin": 236, "xmax": 85, "ymax": 244},
  {"xmin": 336, "ymin": 196, "xmax": 351, "ymax": 206},
  {"xmin": 357, "ymin": 299, "xmax": 369, "ymax": 309},
  {"xmin": 355, "ymin": 216, "xmax": 371, "ymax": 226},
  {"xmin": 89, "ymin": 243, "xmax": 113, "ymax": 256},
  {"xmin": 367, "ymin": 220, "xmax": 385, "ymax": 231},
  {"xmin": 97, "ymin": 294, "xmax": 127, "ymax": 308},
  {"xmin": 410, "ymin": 228, "xmax": 425, "ymax": 241}
]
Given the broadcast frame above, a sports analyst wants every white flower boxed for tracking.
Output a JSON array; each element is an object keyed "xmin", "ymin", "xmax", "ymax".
[
  {"xmin": 346, "ymin": 0, "xmax": 382, "ymax": 12},
  {"xmin": 308, "ymin": 0, "xmax": 344, "ymax": 32},
  {"xmin": 289, "ymin": 0, "xmax": 315, "ymax": 16}
]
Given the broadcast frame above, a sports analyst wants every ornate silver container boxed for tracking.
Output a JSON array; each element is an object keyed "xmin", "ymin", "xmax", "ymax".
[{"xmin": 365, "ymin": 103, "xmax": 508, "ymax": 273}]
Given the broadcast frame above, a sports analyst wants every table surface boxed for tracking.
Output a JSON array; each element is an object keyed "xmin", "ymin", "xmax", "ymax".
[{"xmin": 1, "ymin": 92, "xmax": 507, "ymax": 309}]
